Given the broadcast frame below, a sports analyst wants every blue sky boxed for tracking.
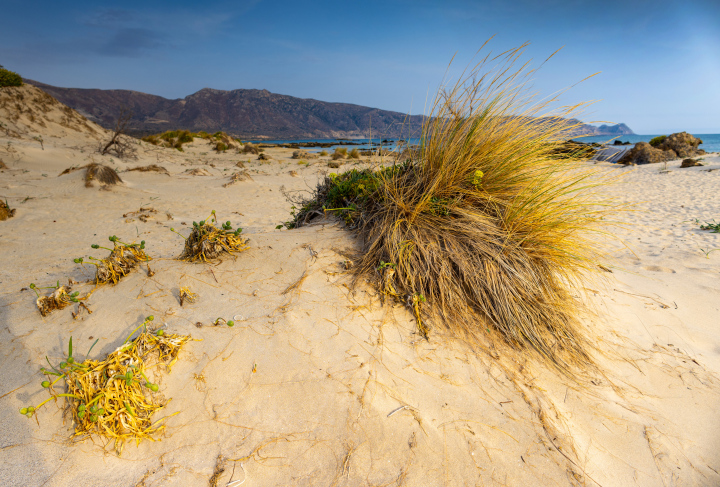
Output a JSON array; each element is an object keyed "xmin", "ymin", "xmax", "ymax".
[{"xmin": 2, "ymin": 0, "xmax": 719, "ymax": 133}]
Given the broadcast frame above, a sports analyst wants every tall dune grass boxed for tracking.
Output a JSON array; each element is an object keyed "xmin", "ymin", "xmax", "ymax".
[{"xmin": 286, "ymin": 43, "xmax": 616, "ymax": 372}]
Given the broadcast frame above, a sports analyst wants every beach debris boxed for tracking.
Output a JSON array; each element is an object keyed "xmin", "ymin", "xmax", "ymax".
[
  {"xmin": 179, "ymin": 286, "xmax": 198, "ymax": 306},
  {"xmin": 123, "ymin": 207, "xmax": 158, "ymax": 222},
  {"xmin": 0, "ymin": 198, "xmax": 15, "ymax": 220},
  {"xmin": 30, "ymin": 281, "xmax": 83, "ymax": 316},
  {"xmin": 74, "ymin": 236, "xmax": 151, "ymax": 285},
  {"xmin": 172, "ymin": 211, "xmax": 248, "ymax": 262},
  {"xmin": 186, "ymin": 168, "xmax": 211, "ymax": 176},
  {"xmin": 18, "ymin": 317, "xmax": 190, "ymax": 454}
]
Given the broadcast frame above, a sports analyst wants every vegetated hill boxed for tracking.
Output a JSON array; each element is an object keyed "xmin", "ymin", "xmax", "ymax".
[{"xmin": 25, "ymin": 80, "xmax": 634, "ymax": 139}]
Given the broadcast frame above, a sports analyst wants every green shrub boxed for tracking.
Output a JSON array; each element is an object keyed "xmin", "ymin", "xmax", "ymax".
[
  {"xmin": 0, "ymin": 68, "xmax": 23, "ymax": 87},
  {"xmin": 649, "ymin": 135, "xmax": 667, "ymax": 147}
]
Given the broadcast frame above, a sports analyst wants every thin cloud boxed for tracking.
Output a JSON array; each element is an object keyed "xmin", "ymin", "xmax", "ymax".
[{"xmin": 98, "ymin": 28, "xmax": 165, "ymax": 57}]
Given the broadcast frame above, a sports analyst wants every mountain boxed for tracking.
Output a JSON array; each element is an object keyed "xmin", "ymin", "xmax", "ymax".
[{"xmin": 24, "ymin": 80, "xmax": 634, "ymax": 139}]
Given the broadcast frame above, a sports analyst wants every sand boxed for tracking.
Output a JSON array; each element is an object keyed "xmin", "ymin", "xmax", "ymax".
[{"xmin": 1, "ymin": 85, "xmax": 719, "ymax": 486}]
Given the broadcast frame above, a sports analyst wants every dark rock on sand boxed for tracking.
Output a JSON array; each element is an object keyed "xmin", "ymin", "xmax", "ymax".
[
  {"xmin": 680, "ymin": 158, "xmax": 703, "ymax": 168},
  {"xmin": 618, "ymin": 142, "xmax": 675, "ymax": 165}
]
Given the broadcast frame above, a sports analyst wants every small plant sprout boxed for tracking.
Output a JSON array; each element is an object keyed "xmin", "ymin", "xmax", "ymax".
[
  {"xmin": 212, "ymin": 317, "xmax": 234, "ymax": 327},
  {"xmin": 174, "ymin": 210, "xmax": 249, "ymax": 262},
  {"xmin": 18, "ymin": 324, "xmax": 190, "ymax": 454}
]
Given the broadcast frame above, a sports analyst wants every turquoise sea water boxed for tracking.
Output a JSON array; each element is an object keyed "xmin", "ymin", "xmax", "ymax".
[{"xmin": 249, "ymin": 134, "xmax": 720, "ymax": 153}]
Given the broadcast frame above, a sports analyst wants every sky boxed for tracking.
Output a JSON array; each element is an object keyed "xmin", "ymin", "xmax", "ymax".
[{"xmin": 1, "ymin": 0, "xmax": 719, "ymax": 134}]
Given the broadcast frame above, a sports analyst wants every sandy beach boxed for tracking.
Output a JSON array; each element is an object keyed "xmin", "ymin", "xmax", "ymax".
[{"xmin": 1, "ymin": 84, "xmax": 720, "ymax": 486}]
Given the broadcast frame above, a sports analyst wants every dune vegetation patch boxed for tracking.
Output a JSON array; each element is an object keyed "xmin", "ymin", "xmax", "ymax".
[
  {"xmin": 282, "ymin": 43, "xmax": 617, "ymax": 373},
  {"xmin": 18, "ymin": 318, "xmax": 190, "ymax": 454},
  {"xmin": 172, "ymin": 211, "xmax": 248, "ymax": 262}
]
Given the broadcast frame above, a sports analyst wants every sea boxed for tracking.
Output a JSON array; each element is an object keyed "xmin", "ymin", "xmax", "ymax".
[{"xmin": 248, "ymin": 134, "xmax": 720, "ymax": 154}]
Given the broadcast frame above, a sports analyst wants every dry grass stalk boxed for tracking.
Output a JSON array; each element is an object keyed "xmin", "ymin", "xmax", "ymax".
[
  {"xmin": 179, "ymin": 286, "xmax": 198, "ymax": 306},
  {"xmin": 174, "ymin": 211, "xmax": 249, "ymax": 262},
  {"xmin": 286, "ymin": 43, "xmax": 618, "ymax": 373},
  {"xmin": 20, "ymin": 319, "xmax": 190, "ymax": 454}
]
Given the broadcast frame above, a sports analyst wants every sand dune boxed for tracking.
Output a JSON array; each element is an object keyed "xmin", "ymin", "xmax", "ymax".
[{"xmin": 1, "ymin": 85, "xmax": 719, "ymax": 486}]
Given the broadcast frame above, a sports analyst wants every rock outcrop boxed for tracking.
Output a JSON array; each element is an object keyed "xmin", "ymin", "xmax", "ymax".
[
  {"xmin": 657, "ymin": 132, "xmax": 705, "ymax": 158},
  {"xmin": 618, "ymin": 132, "xmax": 705, "ymax": 165},
  {"xmin": 618, "ymin": 142, "xmax": 675, "ymax": 165}
]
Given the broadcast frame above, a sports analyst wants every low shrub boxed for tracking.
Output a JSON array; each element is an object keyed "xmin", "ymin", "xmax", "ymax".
[
  {"xmin": 0, "ymin": 68, "xmax": 23, "ymax": 87},
  {"xmin": 649, "ymin": 135, "xmax": 667, "ymax": 147}
]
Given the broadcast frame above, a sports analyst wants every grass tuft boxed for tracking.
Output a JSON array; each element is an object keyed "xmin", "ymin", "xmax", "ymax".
[{"xmin": 283, "ymin": 43, "xmax": 618, "ymax": 373}]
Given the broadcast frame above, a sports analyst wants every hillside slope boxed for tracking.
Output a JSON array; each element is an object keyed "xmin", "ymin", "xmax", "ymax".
[{"xmin": 26, "ymin": 80, "xmax": 634, "ymax": 139}]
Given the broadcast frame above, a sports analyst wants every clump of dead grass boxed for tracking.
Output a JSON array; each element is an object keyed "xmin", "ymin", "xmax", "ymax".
[
  {"xmin": 19, "ymin": 317, "xmax": 190, "ymax": 454},
  {"xmin": 283, "ymin": 43, "xmax": 618, "ymax": 373},
  {"xmin": 126, "ymin": 164, "xmax": 170, "ymax": 175},
  {"xmin": 59, "ymin": 163, "xmax": 123, "ymax": 187},
  {"xmin": 1, "ymin": 198, "xmax": 15, "ymax": 220},
  {"xmin": 172, "ymin": 211, "xmax": 248, "ymax": 262},
  {"xmin": 75, "ymin": 236, "xmax": 151, "ymax": 285}
]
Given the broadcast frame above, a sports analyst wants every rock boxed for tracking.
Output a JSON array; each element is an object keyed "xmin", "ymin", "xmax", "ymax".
[
  {"xmin": 258, "ymin": 153, "xmax": 271, "ymax": 161},
  {"xmin": 680, "ymin": 158, "xmax": 703, "ymax": 168},
  {"xmin": 328, "ymin": 161, "xmax": 341, "ymax": 168},
  {"xmin": 291, "ymin": 150, "xmax": 318, "ymax": 160},
  {"xmin": 617, "ymin": 142, "xmax": 676, "ymax": 165},
  {"xmin": 657, "ymin": 132, "xmax": 704, "ymax": 158}
]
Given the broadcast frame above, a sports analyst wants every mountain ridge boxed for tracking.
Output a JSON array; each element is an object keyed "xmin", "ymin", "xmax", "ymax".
[{"xmin": 25, "ymin": 80, "xmax": 634, "ymax": 139}]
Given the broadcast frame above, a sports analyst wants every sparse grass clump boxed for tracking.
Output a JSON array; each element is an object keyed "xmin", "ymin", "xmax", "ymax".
[
  {"xmin": 75, "ymin": 236, "xmax": 151, "ymax": 285},
  {"xmin": 84, "ymin": 163, "xmax": 122, "ymax": 187},
  {"xmin": 283, "ymin": 44, "xmax": 616, "ymax": 373},
  {"xmin": 0, "ymin": 68, "xmax": 23, "ymax": 87},
  {"xmin": 242, "ymin": 143, "xmax": 260, "ymax": 154},
  {"xmin": 348, "ymin": 148, "xmax": 360, "ymax": 159},
  {"xmin": 172, "ymin": 211, "xmax": 248, "ymax": 262},
  {"xmin": 331, "ymin": 147, "xmax": 348, "ymax": 160},
  {"xmin": 19, "ymin": 319, "xmax": 190, "ymax": 454}
]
